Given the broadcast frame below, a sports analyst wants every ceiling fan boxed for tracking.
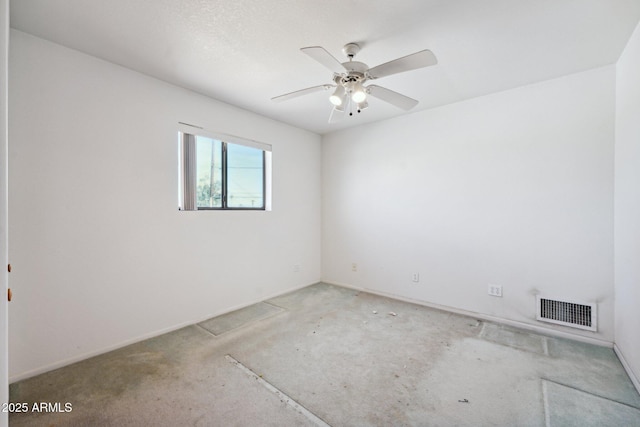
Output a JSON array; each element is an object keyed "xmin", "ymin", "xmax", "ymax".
[{"xmin": 272, "ymin": 43, "xmax": 437, "ymax": 122}]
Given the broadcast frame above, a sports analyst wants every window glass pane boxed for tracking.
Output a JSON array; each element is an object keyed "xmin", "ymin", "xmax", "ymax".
[
  {"xmin": 196, "ymin": 136, "xmax": 222, "ymax": 208},
  {"xmin": 227, "ymin": 143, "xmax": 264, "ymax": 208}
]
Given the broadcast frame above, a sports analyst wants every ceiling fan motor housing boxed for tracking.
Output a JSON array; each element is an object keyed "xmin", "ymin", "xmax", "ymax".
[{"xmin": 335, "ymin": 60, "xmax": 368, "ymax": 92}]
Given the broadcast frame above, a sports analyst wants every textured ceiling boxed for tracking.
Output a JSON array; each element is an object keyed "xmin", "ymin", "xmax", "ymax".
[{"xmin": 10, "ymin": 0, "xmax": 640, "ymax": 135}]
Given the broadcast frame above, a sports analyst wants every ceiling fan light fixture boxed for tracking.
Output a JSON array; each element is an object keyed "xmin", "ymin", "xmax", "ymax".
[
  {"xmin": 357, "ymin": 100, "xmax": 368, "ymax": 111},
  {"xmin": 351, "ymin": 82, "xmax": 367, "ymax": 103},
  {"xmin": 335, "ymin": 99, "xmax": 347, "ymax": 112},
  {"xmin": 329, "ymin": 85, "xmax": 346, "ymax": 106}
]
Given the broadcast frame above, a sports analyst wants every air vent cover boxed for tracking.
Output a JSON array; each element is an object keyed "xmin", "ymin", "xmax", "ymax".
[{"xmin": 536, "ymin": 296, "xmax": 597, "ymax": 331}]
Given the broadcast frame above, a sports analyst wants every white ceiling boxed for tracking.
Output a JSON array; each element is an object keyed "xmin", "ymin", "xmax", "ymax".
[{"xmin": 10, "ymin": 0, "xmax": 640, "ymax": 135}]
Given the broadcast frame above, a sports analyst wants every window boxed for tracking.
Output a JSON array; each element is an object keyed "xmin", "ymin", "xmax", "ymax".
[{"xmin": 179, "ymin": 127, "xmax": 271, "ymax": 210}]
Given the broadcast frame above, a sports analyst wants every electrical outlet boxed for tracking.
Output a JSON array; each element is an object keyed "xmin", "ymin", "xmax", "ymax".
[
  {"xmin": 488, "ymin": 284, "xmax": 503, "ymax": 297},
  {"xmin": 412, "ymin": 273, "xmax": 420, "ymax": 283},
  {"xmin": 351, "ymin": 263, "xmax": 358, "ymax": 272}
]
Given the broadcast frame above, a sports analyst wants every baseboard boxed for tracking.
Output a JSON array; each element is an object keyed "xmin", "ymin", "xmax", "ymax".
[
  {"xmin": 614, "ymin": 344, "xmax": 640, "ymax": 394},
  {"xmin": 9, "ymin": 280, "xmax": 318, "ymax": 384},
  {"xmin": 323, "ymin": 280, "xmax": 614, "ymax": 348}
]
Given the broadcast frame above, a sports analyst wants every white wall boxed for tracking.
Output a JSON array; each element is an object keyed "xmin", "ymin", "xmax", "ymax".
[
  {"xmin": 323, "ymin": 66, "xmax": 615, "ymax": 343},
  {"xmin": 8, "ymin": 30, "xmax": 321, "ymax": 381},
  {"xmin": 614, "ymin": 20, "xmax": 640, "ymax": 390}
]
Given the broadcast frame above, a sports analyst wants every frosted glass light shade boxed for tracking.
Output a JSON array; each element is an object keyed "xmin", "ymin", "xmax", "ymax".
[
  {"xmin": 351, "ymin": 83, "xmax": 367, "ymax": 103},
  {"xmin": 329, "ymin": 86, "xmax": 346, "ymax": 106}
]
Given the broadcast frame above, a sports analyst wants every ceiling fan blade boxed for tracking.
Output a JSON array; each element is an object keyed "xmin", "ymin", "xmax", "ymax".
[
  {"xmin": 271, "ymin": 84, "xmax": 332, "ymax": 102},
  {"xmin": 367, "ymin": 50, "xmax": 437, "ymax": 79},
  {"xmin": 367, "ymin": 85, "xmax": 419, "ymax": 110},
  {"xmin": 301, "ymin": 46, "xmax": 347, "ymax": 74}
]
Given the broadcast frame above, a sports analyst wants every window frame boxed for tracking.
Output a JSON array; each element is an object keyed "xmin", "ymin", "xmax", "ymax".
[{"xmin": 178, "ymin": 124, "xmax": 272, "ymax": 212}]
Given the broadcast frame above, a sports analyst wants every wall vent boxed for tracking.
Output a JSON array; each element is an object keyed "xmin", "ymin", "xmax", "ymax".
[{"xmin": 536, "ymin": 296, "xmax": 597, "ymax": 331}]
